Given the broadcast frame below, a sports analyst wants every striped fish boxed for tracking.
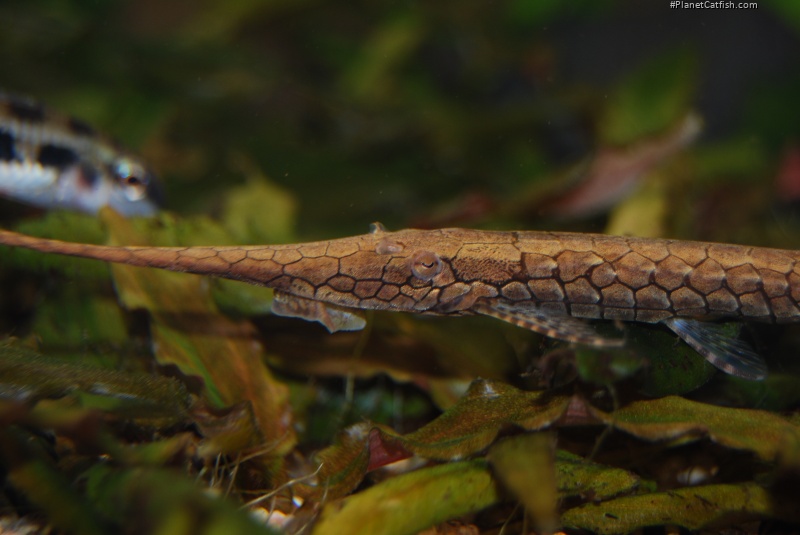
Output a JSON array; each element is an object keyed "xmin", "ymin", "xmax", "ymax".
[{"xmin": 0, "ymin": 92, "xmax": 160, "ymax": 216}]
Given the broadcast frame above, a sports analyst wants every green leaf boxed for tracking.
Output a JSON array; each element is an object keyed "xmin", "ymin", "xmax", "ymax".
[
  {"xmin": 115, "ymin": 433, "xmax": 197, "ymax": 466},
  {"xmin": 303, "ymin": 380, "xmax": 570, "ymax": 497},
  {"xmin": 554, "ymin": 449, "xmax": 640, "ymax": 501},
  {"xmin": 311, "ymin": 444, "xmax": 641, "ymax": 535},
  {"xmin": 605, "ymin": 172, "xmax": 669, "ymax": 239},
  {"xmin": 487, "ymin": 433, "xmax": 559, "ymax": 532},
  {"xmin": 31, "ymin": 290, "xmax": 131, "ymax": 350},
  {"xmin": 211, "ymin": 279, "xmax": 274, "ymax": 317},
  {"xmin": 562, "ymin": 482, "xmax": 800, "ymax": 534},
  {"xmin": 308, "ymin": 386, "xmax": 797, "ymax": 514},
  {"xmin": 306, "ymin": 380, "xmax": 639, "ymax": 502},
  {"xmin": 305, "ymin": 423, "xmax": 375, "ymax": 499},
  {"xmin": 554, "ymin": 318, "xmax": 720, "ymax": 396},
  {"xmin": 505, "ymin": 0, "xmax": 613, "ymax": 27},
  {"xmin": 0, "ymin": 341, "xmax": 190, "ymax": 420},
  {"xmin": 399, "ymin": 380, "xmax": 570, "ymax": 460},
  {"xmin": 597, "ymin": 396, "xmax": 800, "ymax": 463},
  {"xmin": 312, "ymin": 459, "xmax": 498, "ymax": 535},
  {"xmin": 691, "ymin": 138, "xmax": 768, "ymax": 184},
  {"xmin": 221, "ymin": 172, "xmax": 297, "ymax": 245},
  {"xmin": 139, "ymin": 212, "xmax": 277, "ymax": 316}
]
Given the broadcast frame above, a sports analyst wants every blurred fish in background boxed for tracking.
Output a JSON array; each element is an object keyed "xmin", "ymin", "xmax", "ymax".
[{"xmin": 0, "ymin": 92, "xmax": 160, "ymax": 216}]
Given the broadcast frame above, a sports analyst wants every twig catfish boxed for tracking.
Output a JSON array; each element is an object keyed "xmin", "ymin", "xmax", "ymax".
[{"xmin": 3, "ymin": 223, "xmax": 799, "ymax": 380}]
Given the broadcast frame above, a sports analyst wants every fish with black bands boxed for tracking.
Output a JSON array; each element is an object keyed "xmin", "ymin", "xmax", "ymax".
[{"xmin": 0, "ymin": 92, "xmax": 160, "ymax": 216}]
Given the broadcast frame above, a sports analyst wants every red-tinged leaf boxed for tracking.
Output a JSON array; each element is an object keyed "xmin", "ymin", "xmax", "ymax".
[
  {"xmin": 775, "ymin": 144, "xmax": 800, "ymax": 202},
  {"xmin": 543, "ymin": 114, "xmax": 701, "ymax": 219},
  {"xmin": 303, "ymin": 381, "xmax": 574, "ymax": 500},
  {"xmin": 558, "ymin": 395, "xmax": 602, "ymax": 426},
  {"xmin": 367, "ymin": 427, "xmax": 412, "ymax": 472},
  {"xmin": 302, "ymin": 424, "xmax": 411, "ymax": 500}
]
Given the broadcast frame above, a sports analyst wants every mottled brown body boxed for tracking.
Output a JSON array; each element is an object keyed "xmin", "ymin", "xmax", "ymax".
[
  {"xmin": 2, "ymin": 227, "xmax": 799, "ymax": 322},
  {"xmin": 2, "ymin": 225, "xmax": 798, "ymax": 379},
  {"xmin": 510, "ymin": 232, "xmax": 800, "ymax": 324}
]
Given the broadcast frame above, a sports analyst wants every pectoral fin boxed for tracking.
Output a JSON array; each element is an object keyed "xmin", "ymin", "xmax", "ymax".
[
  {"xmin": 272, "ymin": 291, "xmax": 366, "ymax": 332},
  {"xmin": 663, "ymin": 318, "xmax": 767, "ymax": 380},
  {"xmin": 474, "ymin": 301, "xmax": 623, "ymax": 347}
]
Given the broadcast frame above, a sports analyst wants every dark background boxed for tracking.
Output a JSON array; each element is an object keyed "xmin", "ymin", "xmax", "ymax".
[{"xmin": 1, "ymin": 0, "xmax": 798, "ymax": 238}]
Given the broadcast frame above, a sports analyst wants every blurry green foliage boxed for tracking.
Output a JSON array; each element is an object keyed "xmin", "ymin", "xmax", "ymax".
[
  {"xmin": 487, "ymin": 433, "xmax": 559, "ymax": 532},
  {"xmin": 600, "ymin": 48, "xmax": 697, "ymax": 146},
  {"xmin": 85, "ymin": 465, "xmax": 281, "ymax": 535},
  {"xmin": 0, "ymin": 341, "xmax": 191, "ymax": 419},
  {"xmin": 562, "ymin": 482, "xmax": 793, "ymax": 534}
]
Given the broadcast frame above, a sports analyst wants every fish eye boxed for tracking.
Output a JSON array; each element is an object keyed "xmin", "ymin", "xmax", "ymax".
[
  {"xmin": 124, "ymin": 174, "xmax": 142, "ymax": 186},
  {"xmin": 114, "ymin": 160, "xmax": 149, "ymax": 201},
  {"xmin": 409, "ymin": 250, "xmax": 442, "ymax": 281}
]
